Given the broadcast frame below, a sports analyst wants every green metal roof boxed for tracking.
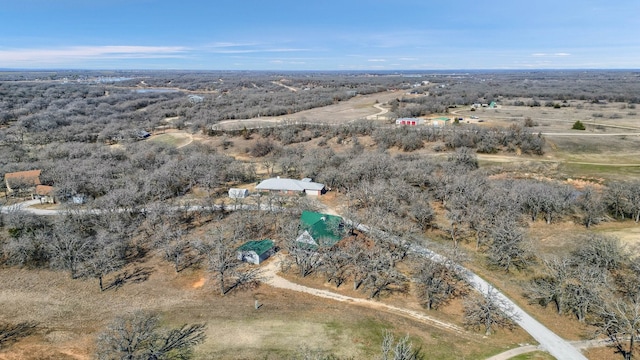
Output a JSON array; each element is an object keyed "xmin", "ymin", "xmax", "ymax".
[
  {"xmin": 300, "ymin": 211, "xmax": 344, "ymax": 244},
  {"xmin": 433, "ymin": 117, "xmax": 451, "ymax": 121},
  {"xmin": 237, "ymin": 239, "xmax": 274, "ymax": 255}
]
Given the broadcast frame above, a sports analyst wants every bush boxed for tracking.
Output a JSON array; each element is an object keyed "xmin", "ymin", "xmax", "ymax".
[{"xmin": 572, "ymin": 120, "xmax": 586, "ymax": 130}]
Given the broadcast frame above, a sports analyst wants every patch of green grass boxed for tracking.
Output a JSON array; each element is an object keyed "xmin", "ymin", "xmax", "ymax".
[
  {"xmin": 148, "ymin": 134, "xmax": 186, "ymax": 147},
  {"xmin": 561, "ymin": 163, "xmax": 640, "ymax": 180},
  {"xmin": 511, "ymin": 351, "xmax": 556, "ymax": 360}
]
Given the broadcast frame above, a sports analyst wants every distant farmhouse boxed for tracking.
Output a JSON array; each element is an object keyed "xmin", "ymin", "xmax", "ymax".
[
  {"xmin": 395, "ymin": 118, "xmax": 425, "ymax": 126},
  {"xmin": 296, "ymin": 211, "xmax": 344, "ymax": 247},
  {"xmin": 237, "ymin": 239, "xmax": 275, "ymax": 264},
  {"xmin": 255, "ymin": 177, "xmax": 326, "ymax": 196},
  {"xmin": 4, "ymin": 170, "xmax": 42, "ymax": 196},
  {"xmin": 431, "ymin": 117, "xmax": 451, "ymax": 127}
]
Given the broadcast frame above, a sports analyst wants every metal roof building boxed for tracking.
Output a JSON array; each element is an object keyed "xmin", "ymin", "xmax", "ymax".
[{"xmin": 255, "ymin": 177, "xmax": 326, "ymax": 196}]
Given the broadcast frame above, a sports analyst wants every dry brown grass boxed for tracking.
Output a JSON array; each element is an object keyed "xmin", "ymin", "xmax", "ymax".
[{"xmin": 0, "ymin": 251, "xmax": 531, "ymax": 360}]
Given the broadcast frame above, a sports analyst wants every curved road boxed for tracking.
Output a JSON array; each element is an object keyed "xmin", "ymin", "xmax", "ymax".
[{"xmin": 2, "ymin": 202, "xmax": 590, "ymax": 359}]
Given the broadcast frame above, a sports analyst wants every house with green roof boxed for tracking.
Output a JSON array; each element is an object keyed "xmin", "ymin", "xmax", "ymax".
[
  {"xmin": 236, "ymin": 239, "xmax": 275, "ymax": 264},
  {"xmin": 296, "ymin": 211, "xmax": 344, "ymax": 247}
]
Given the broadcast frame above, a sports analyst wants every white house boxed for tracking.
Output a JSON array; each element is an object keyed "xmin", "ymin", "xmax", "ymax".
[{"xmin": 255, "ymin": 177, "xmax": 326, "ymax": 196}]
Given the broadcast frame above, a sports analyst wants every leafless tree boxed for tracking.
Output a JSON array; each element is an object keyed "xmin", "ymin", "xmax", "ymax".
[
  {"xmin": 463, "ymin": 287, "xmax": 518, "ymax": 335},
  {"xmin": 198, "ymin": 227, "xmax": 262, "ymax": 295},
  {"xmin": 361, "ymin": 249, "xmax": 407, "ymax": 299},
  {"xmin": 578, "ymin": 186, "xmax": 606, "ymax": 228},
  {"xmin": 527, "ymin": 256, "xmax": 573, "ymax": 314},
  {"xmin": 284, "ymin": 237, "xmax": 324, "ymax": 278},
  {"xmin": 563, "ymin": 265, "xmax": 607, "ymax": 323},
  {"xmin": 592, "ymin": 295, "xmax": 640, "ymax": 360},
  {"xmin": 320, "ymin": 246, "xmax": 351, "ymax": 288},
  {"xmin": 86, "ymin": 230, "xmax": 127, "ymax": 291},
  {"xmin": 486, "ymin": 218, "xmax": 532, "ymax": 272},
  {"xmin": 414, "ymin": 259, "xmax": 467, "ymax": 310},
  {"xmin": 153, "ymin": 224, "xmax": 192, "ymax": 273},
  {"xmin": 380, "ymin": 330, "xmax": 424, "ymax": 360},
  {"xmin": 571, "ymin": 234, "xmax": 626, "ymax": 271},
  {"xmin": 95, "ymin": 310, "xmax": 206, "ymax": 360}
]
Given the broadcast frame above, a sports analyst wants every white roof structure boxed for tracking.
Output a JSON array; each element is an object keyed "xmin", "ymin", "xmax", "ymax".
[
  {"xmin": 228, "ymin": 188, "xmax": 249, "ymax": 198},
  {"xmin": 255, "ymin": 177, "xmax": 325, "ymax": 192}
]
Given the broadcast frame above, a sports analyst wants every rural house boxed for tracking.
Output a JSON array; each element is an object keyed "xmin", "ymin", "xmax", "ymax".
[
  {"xmin": 296, "ymin": 211, "xmax": 344, "ymax": 247},
  {"xmin": 255, "ymin": 177, "xmax": 326, "ymax": 196},
  {"xmin": 236, "ymin": 239, "xmax": 275, "ymax": 264},
  {"xmin": 4, "ymin": 169, "xmax": 42, "ymax": 195}
]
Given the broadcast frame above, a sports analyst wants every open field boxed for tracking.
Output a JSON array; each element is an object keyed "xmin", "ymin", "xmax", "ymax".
[{"xmin": 0, "ymin": 255, "xmax": 531, "ymax": 360}]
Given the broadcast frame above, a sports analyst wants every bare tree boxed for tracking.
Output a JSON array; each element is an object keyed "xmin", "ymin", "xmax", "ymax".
[
  {"xmin": 563, "ymin": 265, "xmax": 607, "ymax": 323},
  {"xmin": 95, "ymin": 310, "xmax": 206, "ymax": 360},
  {"xmin": 48, "ymin": 231, "xmax": 94, "ymax": 279},
  {"xmin": 320, "ymin": 246, "xmax": 351, "ymax": 287},
  {"xmin": 571, "ymin": 234, "xmax": 626, "ymax": 271},
  {"xmin": 153, "ymin": 224, "xmax": 192, "ymax": 273},
  {"xmin": 198, "ymin": 227, "xmax": 262, "ymax": 295},
  {"xmin": 527, "ymin": 256, "xmax": 572, "ymax": 314},
  {"xmin": 486, "ymin": 219, "xmax": 531, "ymax": 272},
  {"xmin": 285, "ymin": 237, "xmax": 324, "ymax": 278},
  {"xmin": 578, "ymin": 186, "xmax": 606, "ymax": 228},
  {"xmin": 362, "ymin": 249, "xmax": 407, "ymax": 299},
  {"xmin": 592, "ymin": 296, "xmax": 640, "ymax": 360},
  {"xmin": 463, "ymin": 287, "xmax": 518, "ymax": 335},
  {"xmin": 86, "ymin": 230, "xmax": 127, "ymax": 291},
  {"xmin": 380, "ymin": 330, "xmax": 424, "ymax": 360},
  {"xmin": 414, "ymin": 259, "xmax": 467, "ymax": 310}
]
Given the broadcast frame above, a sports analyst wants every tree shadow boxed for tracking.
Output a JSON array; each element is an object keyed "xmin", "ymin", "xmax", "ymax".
[
  {"xmin": 0, "ymin": 321, "xmax": 38, "ymax": 349},
  {"xmin": 104, "ymin": 267, "xmax": 153, "ymax": 291}
]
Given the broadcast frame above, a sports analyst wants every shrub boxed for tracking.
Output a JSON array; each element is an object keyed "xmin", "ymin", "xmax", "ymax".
[{"xmin": 572, "ymin": 120, "xmax": 586, "ymax": 130}]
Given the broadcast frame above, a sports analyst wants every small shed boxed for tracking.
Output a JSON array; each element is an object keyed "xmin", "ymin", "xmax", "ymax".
[
  {"xmin": 228, "ymin": 188, "xmax": 249, "ymax": 199},
  {"xmin": 237, "ymin": 240, "xmax": 275, "ymax": 265},
  {"xmin": 72, "ymin": 194, "xmax": 87, "ymax": 204}
]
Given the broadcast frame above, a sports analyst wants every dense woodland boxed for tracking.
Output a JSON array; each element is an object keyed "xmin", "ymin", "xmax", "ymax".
[{"xmin": 2, "ymin": 70, "xmax": 640, "ymax": 359}]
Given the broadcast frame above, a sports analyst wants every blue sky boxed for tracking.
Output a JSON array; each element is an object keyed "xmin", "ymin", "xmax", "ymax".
[{"xmin": 1, "ymin": 0, "xmax": 639, "ymax": 70}]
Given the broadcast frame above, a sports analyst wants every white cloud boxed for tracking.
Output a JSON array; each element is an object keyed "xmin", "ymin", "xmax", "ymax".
[
  {"xmin": 531, "ymin": 52, "xmax": 571, "ymax": 57},
  {"xmin": 0, "ymin": 45, "xmax": 188, "ymax": 65},
  {"xmin": 367, "ymin": 59, "xmax": 386, "ymax": 62}
]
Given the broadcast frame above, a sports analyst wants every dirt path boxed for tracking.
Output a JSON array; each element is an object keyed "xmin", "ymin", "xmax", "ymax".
[
  {"xmin": 261, "ymin": 254, "xmax": 465, "ymax": 335},
  {"xmin": 176, "ymin": 133, "xmax": 193, "ymax": 148},
  {"xmin": 271, "ymin": 81, "xmax": 298, "ymax": 92},
  {"xmin": 365, "ymin": 103, "xmax": 390, "ymax": 120}
]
